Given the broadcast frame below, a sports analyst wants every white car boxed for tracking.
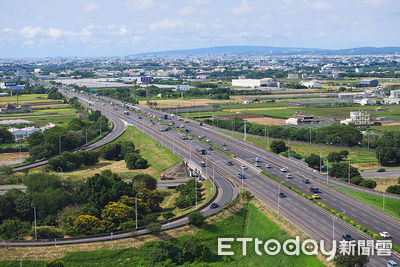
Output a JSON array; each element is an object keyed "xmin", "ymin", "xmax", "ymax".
[
  {"xmin": 265, "ymin": 164, "xmax": 272, "ymax": 168},
  {"xmin": 379, "ymin": 232, "xmax": 391, "ymax": 239},
  {"xmin": 285, "ymin": 174, "xmax": 293, "ymax": 179},
  {"xmin": 280, "ymin": 168, "xmax": 287, "ymax": 172}
]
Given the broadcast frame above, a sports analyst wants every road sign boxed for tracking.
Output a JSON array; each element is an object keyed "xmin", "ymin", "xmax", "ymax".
[
  {"xmin": 8, "ymin": 85, "xmax": 25, "ymax": 91},
  {"xmin": 141, "ymin": 77, "xmax": 153, "ymax": 83},
  {"xmin": 176, "ymin": 85, "xmax": 190, "ymax": 91},
  {"xmin": 5, "ymin": 82, "xmax": 17, "ymax": 87}
]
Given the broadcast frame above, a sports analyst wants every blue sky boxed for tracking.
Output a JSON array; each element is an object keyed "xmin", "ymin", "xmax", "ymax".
[{"xmin": 0, "ymin": 0, "xmax": 399, "ymax": 58}]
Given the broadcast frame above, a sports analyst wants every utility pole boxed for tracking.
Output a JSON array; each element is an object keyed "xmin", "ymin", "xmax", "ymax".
[
  {"xmin": 31, "ymin": 204, "xmax": 37, "ymax": 240},
  {"xmin": 277, "ymin": 182, "xmax": 281, "ymax": 218},
  {"xmin": 267, "ymin": 131, "xmax": 269, "ymax": 151},
  {"xmin": 309, "ymin": 128, "xmax": 312, "ymax": 144},
  {"xmin": 244, "ymin": 120, "xmax": 247, "ymax": 142},
  {"xmin": 348, "ymin": 159, "xmax": 351, "ymax": 184}
]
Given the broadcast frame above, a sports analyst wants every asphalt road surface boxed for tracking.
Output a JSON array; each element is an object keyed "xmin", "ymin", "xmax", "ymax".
[{"xmin": 361, "ymin": 168, "xmax": 400, "ymax": 179}]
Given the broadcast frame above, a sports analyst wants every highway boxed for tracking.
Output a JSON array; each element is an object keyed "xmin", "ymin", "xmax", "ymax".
[
  {"xmin": 62, "ymin": 91, "xmax": 399, "ymax": 265},
  {"xmin": 362, "ymin": 168, "xmax": 400, "ymax": 179}
]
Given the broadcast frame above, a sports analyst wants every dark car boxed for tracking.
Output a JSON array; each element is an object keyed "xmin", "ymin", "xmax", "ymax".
[
  {"xmin": 279, "ymin": 192, "xmax": 286, "ymax": 198},
  {"xmin": 210, "ymin": 203, "xmax": 219, "ymax": 209},
  {"xmin": 238, "ymin": 173, "xmax": 245, "ymax": 179},
  {"xmin": 377, "ymin": 168, "xmax": 386, "ymax": 172},
  {"xmin": 310, "ymin": 186, "xmax": 319, "ymax": 193},
  {"xmin": 227, "ymin": 161, "xmax": 233, "ymax": 166},
  {"xmin": 303, "ymin": 178, "xmax": 310, "ymax": 184},
  {"xmin": 343, "ymin": 234, "xmax": 354, "ymax": 241}
]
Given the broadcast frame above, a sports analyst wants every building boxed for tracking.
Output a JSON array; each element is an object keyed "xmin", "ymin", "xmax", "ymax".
[
  {"xmin": 300, "ymin": 80, "xmax": 322, "ymax": 89},
  {"xmin": 196, "ymin": 74, "xmax": 209, "ymax": 79},
  {"xmin": 338, "ymin": 93, "xmax": 366, "ymax": 99},
  {"xmin": 359, "ymin": 79, "xmax": 378, "ymax": 87},
  {"xmin": 231, "ymin": 78, "xmax": 276, "ymax": 88},
  {"xmin": 354, "ymin": 98, "xmax": 373, "ymax": 106},
  {"xmin": 287, "ymin": 73, "xmax": 299, "ymax": 79},
  {"xmin": 340, "ymin": 111, "xmax": 370, "ymax": 125},
  {"xmin": 384, "ymin": 98, "xmax": 400, "ymax": 105},
  {"xmin": 0, "ymin": 103, "xmax": 31, "ymax": 114},
  {"xmin": 8, "ymin": 126, "xmax": 39, "ymax": 142},
  {"xmin": 390, "ymin": 89, "xmax": 400, "ymax": 98},
  {"xmin": 285, "ymin": 111, "xmax": 314, "ymax": 125}
]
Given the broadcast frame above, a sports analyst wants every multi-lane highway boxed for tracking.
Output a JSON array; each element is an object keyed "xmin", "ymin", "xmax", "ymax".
[{"xmin": 65, "ymin": 90, "xmax": 399, "ymax": 265}]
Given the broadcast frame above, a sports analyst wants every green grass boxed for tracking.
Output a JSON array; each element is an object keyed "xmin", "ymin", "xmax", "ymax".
[
  {"xmin": 0, "ymin": 203, "xmax": 324, "ymax": 266},
  {"xmin": 331, "ymin": 185, "xmax": 400, "ymax": 219},
  {"xmin": 0, "ymin": 108, "xmax": 77, "ymax": 117},
  {"xmin": 0, "ymin": 94, "xmax": 48, "ymax": 103},
  {"xmin": 112, "ymin": 126, "xmax": 181, "ymax": 178}
]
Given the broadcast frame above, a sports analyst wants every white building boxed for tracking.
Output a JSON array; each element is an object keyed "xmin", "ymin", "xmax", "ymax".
[
  {"xmin": 338, "ymin": 93, "xmax": 366, "ymax": 99},
  {"xmin": 390, "ymin": 89, "xmax": 400, "ymax": 98},
  {"xmin": 285, "ymin": 118, "xmax": 299, "ymax": 125},
  {"xmin": 232, "ymin": 78, "xmax": 276, "ymax": 88},
  {"xmin": 340, "ymin": 111, "xmax": 370, "ymax": 125},
  {"xmin": 354, "ymin": 98, "xmax": 373, "ymax": 106},
  {"xmin": 287, "ymin": 73, "xmax": 299, "ymax": 79},
  {"xmin": 8, "ymin": 126, "xmax": 39, "ymax": 142},
  {"xmin": 300, "ymin": 80, "xmax": 322, "ymax": 89}
]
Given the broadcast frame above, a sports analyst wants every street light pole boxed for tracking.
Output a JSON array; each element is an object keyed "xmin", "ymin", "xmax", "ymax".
[
  {"xmin": 31, "ymin": 204, "xmax": 37, "ymax": 240},
  {"xmin": 20, "ymin": 251, "xmax": 32, "ymax": 267},
  {"xmin": 244, "ymin": 120, "xmax": 247, "ymax": 142},
  {"xmin": 195, "ymin": 177, "xmax": 198, "ymax": 208},
  {"xmin": 135, "ymin": 192, "xmax": 141, "ymax": 229},
  {"xmin": 241, "ymin": 168, "xmax": 244, "ymax": 189},
  {"xmin": 383, "ymin": 182, "xmax": 386, "ymax": 212},
  {"xmin": 348, "ymin": 159, "xmax": 351, "ymax": 184},
  {"xmin": 278, "ymin": 182, "xmax": 282, "ymax": 218}
]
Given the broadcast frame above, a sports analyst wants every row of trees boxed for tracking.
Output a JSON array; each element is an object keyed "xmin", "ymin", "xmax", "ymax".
[
  {"xmin": 268, "ymin": 140, "xmax": 377, "ymax": 189},
  {"xmin": 26, "ymin": 112, "xmax": 108, "ymax": 160},
  {"xmin": 98, "ymin": 141, "xmax": 148, "ymax": 170},
  {"xmin": 0, "ymin": 171, "xmax": 164, "ymax": 240},
  {"xmin": 204, "ymin": 118, "xmax": 364, "ymax": 148},
  {"xmin": 175, "ymin": 179, "xmax": 202, "ymax": 209},
  {"xmin": 48, "ymin": 151, "xmax": 99, "ymax": 171},
  {"xmin": 0, "ymin": 127, "xmax": 13, "ymax": 144}
]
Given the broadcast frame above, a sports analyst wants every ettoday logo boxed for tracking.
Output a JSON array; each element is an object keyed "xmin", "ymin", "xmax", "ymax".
[{"xmin": 218, "ymin": 237, "xmax": 336, "ymax": 261}]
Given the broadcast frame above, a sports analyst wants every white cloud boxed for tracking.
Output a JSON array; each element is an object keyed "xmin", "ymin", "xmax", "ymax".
[
  {"xmin": 46, "ymin": 28, "xmax": 63, "ymax": 38},
  {"xmin": 233, "ymin": 0, "xmax": 254, "ymax": 14},
  {"xmin": 2, "ymin": 27, "xmax": 12, "ymax": 33},
  {"xmin": 150, "ymin": 18, "xmax": 183, "ymax": 30},
  {"xmin": 311, "ymin": 1, "xmax": 332, "ymax": 10},
  {"xmin": 178, "ymin": 6, "xmax": 195, "ymax": 15},
  {"xmin": 20, "ymin": 26, "xmax": 42, "ymax": 39},
  {"xmin": 118, "ymin": 26, "xmax": 127, "ymax": 35},
  {"xmin": 84, "ymin": 3, "xmax": 99, "ymax": 12},
  {"xmin": 126, "ymin": 0, "xmax": 154, "ymax": 10}
]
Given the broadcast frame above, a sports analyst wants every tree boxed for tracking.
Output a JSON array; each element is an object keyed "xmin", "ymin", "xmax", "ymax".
[
  {"xmin": 73, "ymin": 215, "xmax": 103, "ymax": 236},
  {"xmin": 132, "ymin": 174, "xmax": 157, "ymax": 191},
  {"xmin": 329, "ymin": 163, "xmax": 361, "ymax": 181},
  {"xmin": 328, "ymin": 152, "xmax": 343, "ymax": 163},
  {"xmin": 101, "ymin": 201, "xmax": 133, "ymax": 231},
  {"xmin": 0, "ymin": 219, "xmax": 31, "ymax": 240},
  {"xmin": 77, "ymin": 171, "xmax": 133, "ymax": 215},
  {"xmin": 163, "ymin": 211, "xmax": 174, "ymax": 221},
  {"xmin": 387, "ymin": 184, "xmax": 400, "ymax": 195},
  {"xmin": 0, "ymin": 127, "xmax": 14, "ymax": 143},
  {"xmin": 146, "ymin": 222, "xmax": 161, "ymax": 233},
  {"xmin": 359, "ymin": 179, "xmax": 376, "ymax": 189},
  {"xmin": 56, "ymin": 204, "xmax": 85, "ymax": 235},
  {"xmin": 334, "ymin": 245, "xmax": 369, "ymax": 267},
  {"xmin": 305, "ymin": 154, "xmax": 323, "ymax": 170},
  {"xmin": 339, "ymin": 150, "xmax": 349, "ymax": 158},
  {"xmin": 31, "ymin": 226, "xmax": 63, "ymax": 239},
  {"xmin": 24, "ymin": 173, "xmax": 63, "ymax": 193},
  {"xmin": 119, "ymin": 141, "xmax": 135, "ymax": 158},
  {"xmin": 188, "ymin": 211, "xmax": 204, "ymax": 226},
  {"xmin": 270, "ymin": 140, "xmax": 288, "ymax": 154}
]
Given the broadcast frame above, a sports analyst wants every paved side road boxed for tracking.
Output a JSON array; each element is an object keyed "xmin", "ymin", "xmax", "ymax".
[{"xmin": 361, "ymin": 168, "xmax": 400, "ymax": 179}]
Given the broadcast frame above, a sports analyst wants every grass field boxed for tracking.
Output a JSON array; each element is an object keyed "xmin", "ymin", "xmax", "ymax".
[
  {"xmin": 46, "ymin": 125, "xmax": 182, "ymax": 180},
  {"xmin": 331, "ymin": 185, "xmax": 400, "ymax": 219},
  {"xmin": 0, "ymin": 108, "xmax": 77, "ymax": 117},
  {"xmin": 0, "ymin": 203, "xmax": 324, "ymax": 266},
  {"xmin": 0, "ymin": 94, "xmax": 48, "ymax": 103}
]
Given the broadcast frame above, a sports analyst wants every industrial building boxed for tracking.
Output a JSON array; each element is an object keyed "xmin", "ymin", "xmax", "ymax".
[
  {"xmin": 232, "ymin": 78, "xmax": 276, "ymax": 88},
  {"xmin": 300, "ymin": 80, "xmax": 322, "ymax": 89},
  {"xmin": 359, "ymin": 79, "xmax": 378, "ymax": 87},
  {"xmin": 285, "ymin": 111, "xmax": 314, "ymax": 125}
]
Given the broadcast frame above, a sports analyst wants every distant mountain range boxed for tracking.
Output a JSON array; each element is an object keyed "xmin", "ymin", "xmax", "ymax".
[{"xmin": 132, "ymin": 46, "xmax": 400, "ymax": 56}]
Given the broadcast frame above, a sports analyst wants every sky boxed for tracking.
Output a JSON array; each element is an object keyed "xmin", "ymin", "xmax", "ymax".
[{"xmin": 0, "ymin": 0, "xmax": 399, "ymax": 58}]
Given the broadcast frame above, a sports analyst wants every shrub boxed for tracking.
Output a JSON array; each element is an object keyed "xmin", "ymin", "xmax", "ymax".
[
  {"xmin": 146, "ymin": 222, "xmax": 162, "ymax": 233},
  {"xmin": 45, "ymin": 259, "xmax": 65, "ymax": 267},
  {"xmin": 386, "ymin": 184, "xmax": 400, "ymax": 195},
  {"xmin": 188, "ymin": 211, "xmax": 204, "ymax": 226},
  {"xmin": 0, "ymin": 219, "xmax": 31, "ymax": 240},
  {"xmin": 31, "ymin": 226, "xmax": 63, "ymax": 239}
]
